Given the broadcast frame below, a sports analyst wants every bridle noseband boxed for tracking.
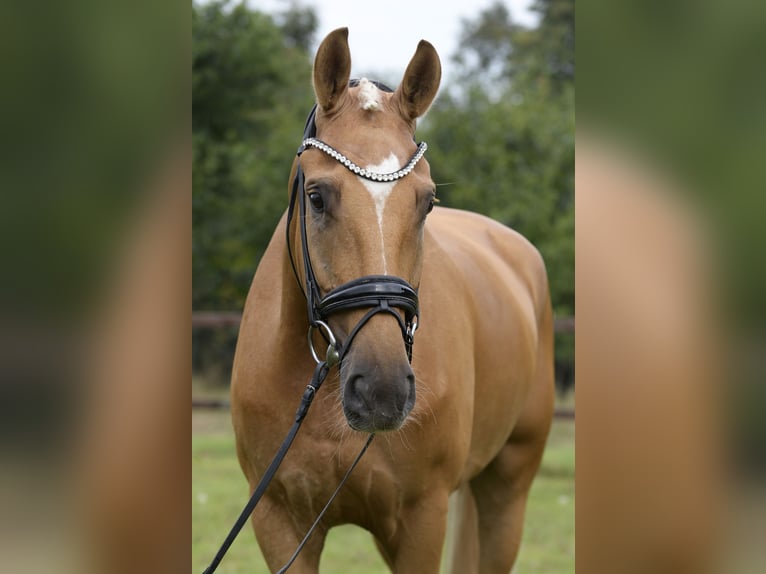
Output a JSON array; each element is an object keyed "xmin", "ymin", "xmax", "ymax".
[{"xmin": 286, "ymin": 80, "xmax": 426, "ymax": 366}]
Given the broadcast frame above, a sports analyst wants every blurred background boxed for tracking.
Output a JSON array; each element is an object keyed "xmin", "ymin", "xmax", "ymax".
[{"xmin": 577, "ymin": 1, "xmax": 766, "ymax": 572}]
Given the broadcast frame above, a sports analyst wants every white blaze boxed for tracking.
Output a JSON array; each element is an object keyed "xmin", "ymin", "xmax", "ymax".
[{"xmin": 360, "ymin": 153, "xmax": 400, "ymax": 274}]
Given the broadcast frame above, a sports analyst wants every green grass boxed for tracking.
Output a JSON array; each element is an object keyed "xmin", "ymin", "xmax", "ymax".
[
  {"xmin": 192, "ymin": 403, "xmax": 574, "ymax": 573},
  {"xmin": 514, "ymin": 418, "xmax": 575, "ymax": 572}
]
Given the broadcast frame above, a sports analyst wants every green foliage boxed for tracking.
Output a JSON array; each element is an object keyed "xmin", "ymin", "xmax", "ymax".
[{"xmin": 193, "ymin": 1, "xmax": 316, "ymax": 310}]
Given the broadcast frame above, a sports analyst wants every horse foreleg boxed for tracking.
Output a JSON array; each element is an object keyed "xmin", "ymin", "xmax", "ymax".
[
  {"xmin": 469, "ymin": 434, "xmax": 546, "ymax": 573},
  {"xmin": 250, "ymin": 496, "xmax": 326, "ymax": 574},
  {"xmin": 444, "ymin": 483, "xmax": 480, "ymax": 574},
  {"xmin": 375, "ymin": 489, "xmax": 450, "ymax": 574},
  {"xmin": 471, "ymin": 354, "xmax": 554, "ymax": 573}
]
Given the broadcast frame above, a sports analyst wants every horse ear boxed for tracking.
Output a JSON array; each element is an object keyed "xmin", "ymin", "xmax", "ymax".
[
  {"xmin": 313, "ymin": 27, "xmax": 351, "ymax": 113},
  {"xmin": 394, "ymin": 40, "xmax": 442, "ymax": 122}
]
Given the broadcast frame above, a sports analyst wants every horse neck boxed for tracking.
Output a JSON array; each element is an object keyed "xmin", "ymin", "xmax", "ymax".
[{"xmin": 278, "ymin": 213, "xmax": 312, "ymax": 339}]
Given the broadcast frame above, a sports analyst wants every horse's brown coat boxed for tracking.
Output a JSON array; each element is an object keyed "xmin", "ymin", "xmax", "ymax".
[{"xmin": 231, "ymin": 28, "xmax": 554, "ymax": 573}]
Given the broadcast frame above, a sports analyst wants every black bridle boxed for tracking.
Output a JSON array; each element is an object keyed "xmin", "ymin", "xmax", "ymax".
[
  {"xmin": 286, "ymin": 81, "xmax": 423, "ymax": 365},
  {"xmin": 203, "ymin": 80, "xmax": 426, "ymax": 574}
]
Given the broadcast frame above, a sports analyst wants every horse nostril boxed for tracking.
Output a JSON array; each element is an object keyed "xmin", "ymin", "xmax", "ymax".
[
  {"xmin": 348, "ymin": 374, "xmax": 373, "ymax": 411},
  {"xmin": 399, "ymin": 371, "xmax": 415, "ymax": 409}
]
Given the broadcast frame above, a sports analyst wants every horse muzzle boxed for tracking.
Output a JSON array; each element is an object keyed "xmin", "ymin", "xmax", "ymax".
[{"xmin": 341, "ymin": 354, "xmax": 416, "ymax": 432}]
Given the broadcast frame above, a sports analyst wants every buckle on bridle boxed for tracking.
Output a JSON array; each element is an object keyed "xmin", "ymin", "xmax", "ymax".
[
  {"xmin": 307, "ymin": 320, "xmax": 339, "ymax": 367},
  {"xmin": 406, "ymin": 315, "xmax": 418, "ymax": 340}
]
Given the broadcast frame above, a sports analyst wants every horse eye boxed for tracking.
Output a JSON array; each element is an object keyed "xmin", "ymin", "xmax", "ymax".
[
  {"xmin": 308, "ymin": 191, "xmax": 324, "ymax": 212},
  {"xmin": 426, "ymin": 197, "xmax": 435, "ymax": 214}
]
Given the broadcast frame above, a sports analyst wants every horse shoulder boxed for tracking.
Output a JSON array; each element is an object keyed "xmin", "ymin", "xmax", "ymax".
[{"xmin": 427, "ymin": 207, "xmax": 549, "ymax": 323}]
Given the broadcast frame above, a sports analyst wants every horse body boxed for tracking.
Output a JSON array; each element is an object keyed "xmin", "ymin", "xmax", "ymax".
[{"xmin": 231, "ymin": 28, "xmax": 553, "ymax": 574}]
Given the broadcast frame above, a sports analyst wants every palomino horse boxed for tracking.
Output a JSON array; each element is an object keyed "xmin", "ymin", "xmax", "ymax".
[{"xmin": 231, "ymin": 28, "xmax": 554, "ymax": 573}]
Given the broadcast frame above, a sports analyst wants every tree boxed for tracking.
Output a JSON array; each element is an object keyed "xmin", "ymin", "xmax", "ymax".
[
  {"xmin": 192, "ymin": 1, "xmax": 316, "ymax": 311},
  {"xmin": 453, "ymin": 0, "xmax": 574, "ymax": 95},
  {"xmin": 276, "ymin": 1, "xmax": 319, "ymax": 52}
]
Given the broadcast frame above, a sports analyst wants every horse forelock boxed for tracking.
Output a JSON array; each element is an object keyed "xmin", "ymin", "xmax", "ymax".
[{"xmin": 357, "ymin": 77, "xmax": 382, "ymax": 111}]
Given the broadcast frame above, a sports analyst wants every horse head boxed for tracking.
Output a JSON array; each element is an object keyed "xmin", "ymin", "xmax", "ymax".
[{"xmin": 290, "ymin": 28, "xmax": 441, "ymax": 433}]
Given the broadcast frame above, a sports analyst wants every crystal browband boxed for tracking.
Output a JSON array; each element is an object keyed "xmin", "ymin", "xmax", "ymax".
[{"xmin": 302, "ymin": 137, "xmax": 428, "ymax": 182}]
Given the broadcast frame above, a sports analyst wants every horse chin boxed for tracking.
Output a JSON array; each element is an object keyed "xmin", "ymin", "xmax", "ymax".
[{"xmin": 342, "ymin": 401, "xmax": 414, "ymax": 433}]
